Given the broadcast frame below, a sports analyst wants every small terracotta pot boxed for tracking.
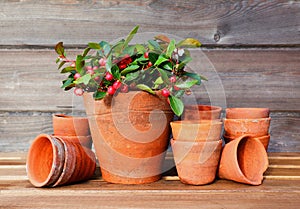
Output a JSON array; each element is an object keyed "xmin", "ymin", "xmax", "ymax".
[
  {"xmin": 170, "ymin": 120, "xmax": 222, "ymax": 141},
  {"xmin": 224, "ymin": 117, "xmax": 271, "ymax": 138},
  {"xmin": 52, "ymin": 135, "xmax": 93, "ymax": 149},
  {"xmin": 226, "ymin": 108, "xmax": 270, "ymax": 119},
  {"xmin": 218, "ymin": 135, "xmax": 269, "ymax": 185},
  {"xmin": 183, "ymin": 105, "xmax": 222, "ymax": 120},
  {"xmin": 223, "ymin": 134, "xmax": 270, "ymax": 151},
  {"xmin": 171, "ymin": 139, "xmax": 222, "ymax": 185},
  {"xmin": 26, "ymin": 134, "xmax": 96, "ymax": 187},
  {"xmin": 52, "ymin": 114, "xmax": 90, "ymax": 136}
]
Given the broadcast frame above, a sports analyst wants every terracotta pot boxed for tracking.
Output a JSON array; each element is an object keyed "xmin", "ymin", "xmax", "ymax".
[
  {"xmin": 52, "ymin": 114, "xmax": 90, "ymax": 136},
  {"xmin": 224, "ymin": 117, "xmax": 271, "ymax": 138},
  {"xmin": 223, "ymin": 134, "xmax": 270, "ymax": 151},
  {"xmin": 182, "ymin": 105, "xmax": 222, "ymax": 120},
  {"xmin": 171, "ymin": 139, "xmax": 222, "ymax": 185},
  {"xmin": 52, "ymin": 135, "xmax": 93, "ymax": 149},
  {"xmin": 83, "ymin": 91, "xmax": 174, "ymax": 184},
  {"xmin": 226, "ymin": 108, "xmax": 270, "ymax": 119},
  {"xmin": 26, "ymin": 134, "xmax": 96, "ymax": 187},
  {"xmin": 170, "ymin": 120, "xmax": 222, "ymax": 141},
  {"xmin": 218, "ymin": 135, "xmax": 269, "ymax": 185}
]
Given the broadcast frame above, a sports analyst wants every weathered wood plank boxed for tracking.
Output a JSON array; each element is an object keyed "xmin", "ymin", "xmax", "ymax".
[
  {"xmin": 0, "ymin": 49, "xmax": 299, "ymax": 111},
  {"xmin": 0, "ymin": 0, "xmax": 299, "ymax": 46},
  {"xmin": 0, "ymin": 111, "xmax": 299, "ymax": 152}
]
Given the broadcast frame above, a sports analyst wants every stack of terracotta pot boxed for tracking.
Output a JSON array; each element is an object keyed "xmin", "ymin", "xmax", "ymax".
[
  {"xmin": 218, "ymin": 108, "xmax": 271, "ymax": 185},
  {"xmin": 170, "ymin": 105, "xmax": 223, "ymax": 185},
  {"xmin": 26, "ymin": 114, "xmax": 96, "ymax": 187}
]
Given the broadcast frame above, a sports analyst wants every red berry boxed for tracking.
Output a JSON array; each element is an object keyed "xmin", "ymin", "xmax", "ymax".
[
  {"xmin": 74, "ymin": 73, "xmax": 81, "ymax": 80},
  {"xmin": 144, "ymin": 52, "xmax": 149, "ymax": 58},
  {"xmin": 113, "ymin": 80, "xmax": 122, "ymax": 89},
  {"xmin": 86, "ymin": 66, "xmax": 93, "ymax": 71},
  {"xmin": 161, "ymin": 88, "xmax": 170, "ymax": 97},
  {"xmin": 174, "ymin": 85, "xmax": 180, "ymax": 91},
  {"xmin": 169, "ymin": 76, "xmax": 176, "ymax": 83},
  {"xmin": 93, "ymin": 66, "xmax": 98, "ymax": 70},
  {"xmin": 94, "ymin": 76, "xmax": 101, "ymax": 81},
  {"xmin": 120, "ymin": 84, "xmax": 129, "ymax": 93},
  {"xmin": 147, "ymin": 61, "xmax": 153, "ymax": 67},
  {"xmin": 105, "ymin": 72, "xmax": 113, "ymax": 81},
  {"xmin": 74, "ymin": 88, "xmax": 84, "ymax": 96},
  {"xmin": 107, "ymin": 86, "xmax": 116, "ymax": 95},
  {"xmin": 99, "ymin": 58, "xmax": 106, "ymax": 67},
  {"xmin": 70, "ymin": 62, "xmax": 76, "ymax": 67},
  {"xmin": 87, "ymin": 69, "xmax": 94, "ymax": 75},
  {"xmin": 119, "ymin": 64, "xmax": 127, "ymax": 70}
]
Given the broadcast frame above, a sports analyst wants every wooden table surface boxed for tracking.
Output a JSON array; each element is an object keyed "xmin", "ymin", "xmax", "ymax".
[{"xmin": 1, "ymin": 152, "xmax": 300, "ymax": 209}]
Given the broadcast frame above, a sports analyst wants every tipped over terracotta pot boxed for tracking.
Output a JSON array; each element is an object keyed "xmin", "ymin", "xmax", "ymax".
[
  {"xmin": 224, "ymin": 117, "xmax": 271, "ymax": 138},
  {"xmin": 218, "ymin": 135, "xmax": 269, "ymax": 185},
  {"xmin": 226, "ymin": 108, "xmax": 270, "ymax": 119},
  {"xmin": 223, "ymin": 134, "xmax": 270, "ymax": 151},
  {"xmin": 26, "ymin": 134, "xmax": 96, "ymax": 187},
  {"xmin": 171, "ymin": 139, "xmax": 222, "ymax": 185},
  {"xmin": 170, "ymin": 120, "xmax": 222, "ymax": 141},
  {"xmin": 183, "ymin": 105, "xmax": 222, "ymax": 120}
]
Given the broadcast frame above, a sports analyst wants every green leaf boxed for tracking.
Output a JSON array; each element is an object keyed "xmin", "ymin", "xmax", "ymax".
[
  {"xmin": 93, "ymin": 91, "xmax": 106, "ymax": 100},
  {"xmin": 58, "ymin": 61, "xmax": 66, "ymax": 70},
  {"xmin": 163, "ymin": 62, "xmax": 172, "ymax": 70},
  {"xmin": 105, "ymin": 55, "xmax": 113, "ymax": 72},
  {"xmin": 166, "ymin": 39, "xmax": 176, "ymax": 58},
  {"xmin": 76, "ymin": 55, "xmax": 85, "ymax": 74},
  {"xmin": 121, "ymin": 65, "xmax": 140, "ymax": 75},
  {"xmin": 175, "ymin": 79, "xmax": 198, "ymax": 89},
  {"xmin": 74, "ymin": 74, "xmax": 91, "ymax": 85},
  {"xmin": 183, "ymin": 72, "xmax": 206, "ymax": 84},
  {"xmin": 177, "ymin": 56, "xmax": 192, "ymax": 69},
  {"xmin": 136, "ymin": 84, "xmax": 155, "ymax": 94},
  {"xmin": 123, "ymin": 25, "xmax": 139, "ymax": 49},
  {"xmin": 82, "ymin": 47, "xmax": 91, "ymax": 57},
  {"xmin": 177, "ymin": 38, "xmax": 201, "ymax": 48},
  {"xmin": 55, "ymin": 42, "xmax": 64, "ymax": 56},
  {"xmin": 148, "ymin": 40, "xmax": 162, "ymax": 51},
  {"xmin": 154, "ymin": 55, "xmax": 169, "ymax": 66},
  {"xmin": 100, "ymin": 41, "xmax": 111, "ymax": 56},
  {"xmin": 111, "ymin": 65, "xmax": 121, "ymax": 80},
  {"xmin": 154, "ymin": 77, "xmax": 163, "ymax": 85},
  {"xmin": 148, "ymin": 52, "xmax": 159, "ymax": 64},
  {"xmin": 125, "ymin": 71, "xmax": 140, "ymax": 82},
  {"xmin": 169, "ymin": 95, "xmax": 184, "ymax": 117},
  {"xmin": 157, "ymin": 68, "xmax": 170, "ymax": 84},
  {"xmin": 88, "ymin": 42, "xmax": 101, "ymax": 50},
  {"xmin": 61, "ymin": 78, "xmax": 74, "ymax": 89},
  {"xmin": 135, "ymin": 44, "xmax": 146, "ymax": 53},
  {"xmin": 60, "ymin": 66, "xmax": 75, "ymax": 73}
]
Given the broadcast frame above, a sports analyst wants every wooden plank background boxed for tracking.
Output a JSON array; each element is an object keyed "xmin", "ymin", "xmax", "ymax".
[{"xmin": 0, "ymin": 0, "xmax": 299, "ymax": 152}]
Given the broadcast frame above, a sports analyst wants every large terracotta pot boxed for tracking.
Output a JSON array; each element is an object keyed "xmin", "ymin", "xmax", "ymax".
[
  {"xmin": 171, "ymin": 139, "xmax": 222, "ymax": 185},
  {"xmin": 226, "ymin": 108, "xmax": 270, "ymax": 119},
  {"xmin": 182, "ymin": 105, "xmax": 222, "ymax": 120},
  {"xmin": 223, "ymin": 134, "xmax": 270, "ymax": 151},
  {"xmin": 83, "ymin": 91, "xmax": 174, "ymax": 184},
  {"xmin": 170, "ymin": 120, "xmax": 222, "ymax": 141},
  {"xmin": 218, "ymin": 135, "xmax": 269, "ymax": 185},
  {"xmin": 224, "ymin": 118, "xmax": 271, "ymax": 138},
  {"xmin": 26, "ymin": 134, "xmax": 96, "ymax": 187}
]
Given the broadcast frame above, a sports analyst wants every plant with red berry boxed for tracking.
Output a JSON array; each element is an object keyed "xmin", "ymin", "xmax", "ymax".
[{"xmin": 55, "ymin": 26, "xmax": 206, "ymax": 116}]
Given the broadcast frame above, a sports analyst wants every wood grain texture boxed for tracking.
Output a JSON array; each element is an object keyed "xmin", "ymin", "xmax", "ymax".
[
  {"xmin": 0, "ymin": 0, "xmax": 299, "ymax": 46},
  {"xmin": 0, "ymin": 49, "xmax": 299, "ymax": 111},
  {"xmin": 1, "ymin": 153, "xmax": 300, "ymax": 209},
  {"xmin": 0, "ymin": 111, "xmax": 299, "ymax": 152}
]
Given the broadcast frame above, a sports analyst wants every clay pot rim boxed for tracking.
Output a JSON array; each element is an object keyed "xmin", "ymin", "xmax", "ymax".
[
  {"xmin": 224, "ymin": 117, "xmax": 271, "ymax": 122},
  {"xmin": 184, "ymin": 104, "xmax": 222, "ymax": 112},
  {"xmin": 224, "ymin": 134, "xmax": 270, "ymax": 140},
  {"xmin": 231, "ymin": 134, "xmax": 268, "ymax": 185},
  {"xmin": 171, "ymin": 120, "xmax": 222, "ymax": 125},
  {"xmin": 171, "ymin": 138, "xmax": 222, "ymax": 144},
  {"xmin": 52, "ymin": 113, "xmax": 88, "ymax": 121}
]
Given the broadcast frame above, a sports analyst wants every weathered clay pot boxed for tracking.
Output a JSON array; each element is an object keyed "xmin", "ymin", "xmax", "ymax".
[
  {"xmin": 52, "ymin": 135, "xmax": 93, "ymax": 149},
  {"xmin": 83, "ymin": 91, "xmax": 174, "ymax": 184},
  {"xmin": 224, "ymin": 118, "xmax": 271, "ymax": 138},
  {"xmin": 226, "ymin": 108, "xmax": 270, "ymax": 119},
  {"xmin": 52, "ymin": 114, "xmax": 90, "ymax": 136},
  {"xmin": 218, "ymin": 135, "xmax": 269, "ymax": 185},
  {"xmin": 223, "ymin": 134, "xmax": 270, "ymax": 151},
  {"xmin": 170, "ymin": 120, "xmax": 222, "ymax": 141},
  {"xmin": 26, "ymin": 134, "xmax": 96, "ymax": 187},
  {"xmin": 182, "ymin": 105, "xmax": 222, "ymax": 120},
  {"xmin": 171, "ymin": 139, "xmax": 222, "ymax": 185}
]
